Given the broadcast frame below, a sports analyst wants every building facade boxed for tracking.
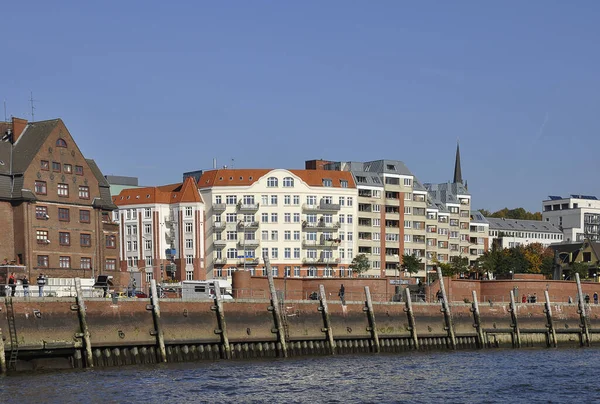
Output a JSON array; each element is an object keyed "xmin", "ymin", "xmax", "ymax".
[
  {"xmin": 0, "ymin": 117, "xmax": 120, "ymax": 282},
  {"xmin": 487, "ymin": 217, "xmax": 563, "ymax": 249},
  {"xmin": 198, "ymin": 168, "xmax": 358, "ymax": 279},
  {"xmin": 112, "ymin": 177, "xmax": 205, "ymax": 285},
  {"xmin": 542, "ymin": 195, "xmax": 600, "ymax": 242}
]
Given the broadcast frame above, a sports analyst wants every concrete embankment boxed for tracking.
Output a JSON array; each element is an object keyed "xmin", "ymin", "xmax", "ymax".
[{"xmin": 2, "ymin": 274, "xmax": 600, "ymax": 374}]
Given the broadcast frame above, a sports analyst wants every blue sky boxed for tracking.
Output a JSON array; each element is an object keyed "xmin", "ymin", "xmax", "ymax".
[{"xmin": 1, "ymin": 1, "xmax": 599, "ymax": 212}]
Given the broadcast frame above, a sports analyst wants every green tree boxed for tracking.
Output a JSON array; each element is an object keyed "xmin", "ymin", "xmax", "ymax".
[
  {"xmin": 401, "ymin": 253, "xmax": 422, "ymax": 275},
  {"xmin": 568, "ymin": 262, "xmax": 591, "ymax": 280},
  {"xmin": 349, "ymin": 254, "xmax": 370, "ymax": 275},
  {"xmin": 450, "ymin": 255, "xmax": 469, "ymax": 274},
  {"xmin": 480, "ymin": 207, "xmax": 543, "ymax": 221},
  {"xmin": 436, "ymin": 261, "xmax": 456, "ymax": 277}
]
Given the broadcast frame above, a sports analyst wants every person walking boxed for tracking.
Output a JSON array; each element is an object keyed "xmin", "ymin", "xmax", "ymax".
[
  {"xmin": 436, "ymin": 289, "xmax": 444, "ymax": 303},
  {"xmin": 594, "ymin": 292, "xmax": 598, "ymax": 305},
  {"xmin": 37, "ymin": 273, "xmax": 46, "ymax": 297},
  {"xmin": 22, "ymin": 275, "xmax": 29, "ymax": 297},
  {"xmin": 338, "ymin": 284, "xmax": 345, "ymax": 305},
  {"xmin": 8, "ymin": 272, "xmax": 16, "ymax": 297}
]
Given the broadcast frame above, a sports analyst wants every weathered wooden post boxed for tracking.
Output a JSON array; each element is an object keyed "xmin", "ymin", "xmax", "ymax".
[
  {"xmin": 264, "ymin": 256, "xmax": 288, "ymax": 358},
  {"xmin": 74, "ymin": 278, "xmax": 93, "ymax": 368},
  {"xmin": 543, "ymin": 290, "xmax": 557, "ymax": 348},
  {"xmin": 364, "ymin": 286, "xmax": 380, "ymax": 353},
  {"xmin": 213, "ymin": 281, "xmax": 231, "ymax": 359},
  {"xmin": 0, "ymin": 328, "xmax": 6, "ymax": 374},
  {"xmin": 150, "ymin": 279, "xmax": 167, "ymax": 363},
  {"xmin": 575, "ymin": 273, "xmax": 591, "ymax": 347},
  {"xmin": 437, "ymin": 267, "xmax": 456, "ymax": 350},
  {"xmin": 318, "ymin": 284, "xmax": 336, "ymax": 355},
  {"xmin": 508, "ymin": 290, "xmax": 521, "ymax": 348},
  {"xmin": 471, "ymin": 290, "xmax": 485, "ymax": 349},
  {"xmin": 404, "ymin": 287, "xmax": 419, "ymax": 349}
]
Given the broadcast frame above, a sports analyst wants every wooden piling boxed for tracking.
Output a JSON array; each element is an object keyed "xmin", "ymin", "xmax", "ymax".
[
  {"xmin": 213, "ymin": 281, "xmax": 231, "ymax": 359},
  {"xmin": 437, "ymin": 267, "xmax": 456, "ymax": 350},
  {"xmin": 544, "ymin": 290, "xmax": 557, "ymax": 348},
  {"xmin": 575, "ymin": 273, "xmax": 591, "ymax": 347},
  {"xmin": 471, "ymin": 290, "xmax": 485, "ymax": 349},
  {"xmin": 509, "ymin": 290, "xmax": 521, "ymax": 348},
  {"xmin": 264, "ymin": 256, "xmax": 288, "ymax": 358},
  {"xmin": 364, "ymin": 286, "xmax": 380, "ymax": 353},
  {"xmin": 74, "ymin": 278, "xmax": 94, "ymax": 368},
  {"xmin": 0, "ymin": 328, "xmax": 6, "ymax": 374},
  {"xmin": 150, "ymin": 279, "xmax": 167, "ymax": 363},
  {"xmin": 404, "ymin": 287, "xmax": 419, "ymax": 349},
  {"xmin": 318, "ymin": 284, "xmax": 336, "ymax": 355}
]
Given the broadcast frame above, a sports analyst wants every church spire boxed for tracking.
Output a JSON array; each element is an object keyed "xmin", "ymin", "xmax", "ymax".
[{"xmin": 453, "ymin": 140, "xmax": 463, "ymax": 184}]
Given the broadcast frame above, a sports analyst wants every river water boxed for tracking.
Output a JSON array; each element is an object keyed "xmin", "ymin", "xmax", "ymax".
[{"xmin": 1, "ymin": 349, "xmax": 597, "ymax": 403}]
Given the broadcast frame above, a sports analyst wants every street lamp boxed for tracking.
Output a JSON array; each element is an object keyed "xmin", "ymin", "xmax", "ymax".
[{"xmin": 509, "ymin": 270, "xmax": 513, "ymax": 280}]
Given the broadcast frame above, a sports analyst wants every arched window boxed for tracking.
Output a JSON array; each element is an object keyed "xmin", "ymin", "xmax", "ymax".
[
  {"xmin": 56, "ymin": 138, "xmax": 67, "ymax": 148},
  {"xmin": 267, "ymin": 177, "xmax": 278, "ymax": 187},
  {"xmin": 283, "ymin": 177, "xmax": 294, "ymax": 187}
]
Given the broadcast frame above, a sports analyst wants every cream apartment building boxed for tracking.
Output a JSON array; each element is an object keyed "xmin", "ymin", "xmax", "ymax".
[{"xmin": 198, "ymin": 168, "xmax": 358, "ymax": 279}]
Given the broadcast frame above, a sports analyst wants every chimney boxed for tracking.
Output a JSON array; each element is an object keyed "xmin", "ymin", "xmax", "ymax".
[{"xmin": 11, "ymin": 117, "xmax": 28, "ymax": 143}]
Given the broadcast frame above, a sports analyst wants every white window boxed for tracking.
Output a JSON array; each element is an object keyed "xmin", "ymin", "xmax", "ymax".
[
  {"xmin": 284, "ymin": 248, "xmax": 291, "ymax": 258},
  {"xmin": 404, "ymin": 206, "xmax": 412, "ymax": 215},
  {"xmin": 146, "ymin": 272, "xmax": 153, "ymax": 283},
  {"xmin": 227, "ymin": 231, "xmax": 237, "ymax": 241},
  {"xmin": 145, "ymin": 239, "xmax": 152, "ymax": 250},
  {"xmin": 271, "ymin": 195, "xmax": 278, "ymax": 205},
  {"xmin": 373, "ymin": 204, "xmax": 380, "ymax": 212},
  {"xmin": 144, "ymin": 224, "xmax": 151, "ymax": 234},
  {"xmin": 185, "ymin": 255, "xmax": 193, "ymax": 265},
  {"xmin": 271, "ymin": 230, "xmax": 278, "ymax": 241},
  {"xmin": 284, "ymin": 230, "xmax": 291, "ymax": 240},
  {"xmin": 226, "ymin": 195, "xmax": 237, "ymax": 205},
  {"xmin": 294, "ymin": 248, "xmax": 300, "ymax": 258},
  {"xmin": 267, "ymin": 177, "xmax": 278, "ymax": 187},
  {"xmin": 373, "ymin": 218, "xmax": 380, "ymax": 227},
  {"xmin": 339, "ymin": 197, "xmax": 345, "ymax": 206},
  {"xmin": 293, "ymin": 213, "xmax": 300, "ymax": 223},
  {"xmin": 347, "ymin": 197, "xmax": 353, "ymax": 206},
  {"xmin": 373, "ymin": 233, "xmax": 380, "ymax": 241},
  {"xmin": 126, "ymin": 241, "xmax": 132, "ymax": 251},
  {"xmin": 284, "ymin": 213, "xmax": 291, "ymax": 223},
  {"xmin": 185, "ymin": 222, "xmax": 193, "ymax": 233},
  {"xmin": 347, "ymin": 214, "xmax": 353, "ymax": 224},
  {"xmin": 261, "ymin": 212, "xmax": 269, "ymax": 222},
  {"xmin": 261, "ymin": 230, "xmax": 268, "ymax": 241},
  {"xmin": 186, "ymin": 270, "xmax": 194, "ymax": 281},
  {"xmin": 144, "ymin": 208, "xmax": 151, "ymax": 218},
  {"xmin": 373, "ymin": 190, "xmax": 381, "ymax": 198},
  {"xmin": 347, "ymin": 232, "xmax": 353, "ymax": 241},
  {"xmin": 271, "ymin": 213, "xmax": 278, "ymax": 223},
  {"xmin": 284, "ymin": 195, "xmax": 291, "ymax": 205},
  {"xmin": 185, "ymin": 207, "xmax": 193, "ymax": 217},
  {"xmin": 293, "ymin": 195, "xmax": 300, "ymax": 205},
  {"xmin": 215, "ymin": 195, "xmax": 222, "ymax": 204},
  {"xmin": 226, "ymin": 213, "xmax": 237, "ymax": 222},
  {"xmin": 404, "ymin": 193, "xmax": 412, "ymax": 200},
  {"xmin": 261, "ymin": 195, "xmax": 269, "ymax": 205},
  {"xmin": 285, "ymin": 266, "xmax": 291, "ymax": 277},
  {"xmin": 307, "ymin": 195, "xmax": 317, "ymax": 205},
  {"xmin": 404, "ymin": 178, "xmax": 412, "ymax": 186},
  {"xmin": 293, "ymin": 231, "xmax": 300, "ymax": 241},
  {"xmin": 339, "ymin": 214, "xmax": 345, "ymax": 224},
  {"xmin": 322, "ymin": 179, "xmax": 332, "ymax": 187},
  {"xmin": 294, "ymin": 266, "xmax": 300, "ymax": 277},
  {"xmin": 226, "ymin": 248, "xmax": 237, "ymax": 259},
  {"xmin": 132, "ymin": 240, "xmax": 138, "ymax": 251},
  {"xmin": 404, "ymin": 221, "xmax": 412, "ymax": 228},
  {"xmin": 272, "ymin": 248, "xmax": 278, "ymax": 259},
  {"xmin": 373, "ymin": 247, "xmax": 380, "ymax": 255},
  {"xmin": 404, "ymin": 234, "xmax": 411, "ymax": 242},
  {"xmin": 283, "ymin": 177, "xmax": 294, "ymax": 187},
  {"xmin": 185, "ymin": 239, "xmax": 193, "ymax": 249}
]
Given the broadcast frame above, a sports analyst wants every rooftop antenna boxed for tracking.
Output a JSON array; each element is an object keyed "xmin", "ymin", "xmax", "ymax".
[
  {"xmin": 29, "ymin": 91, "xmax": 37, "ymax": 122},
  {"xmin": 3, "ymin": 99, "xmax": 6, "ymax": 122},
  {"xmin": 231, "ymin": 158, "xmax": 234, "ymax": 169}
]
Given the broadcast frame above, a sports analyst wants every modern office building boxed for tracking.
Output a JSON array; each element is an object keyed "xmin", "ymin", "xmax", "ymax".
[
  {"xmin": 487, "ymin": 217, "xmax": 563, "ymax": 249},
  {"xmin": 198, "ymin": 168, "xmax": 358, "ymax": 279},
  {"xmin": 542, "ymin": 195, "xmax": 600, "ymax": 242},
  {"xmin": 0, "ymin": 117, "xmax": 120, "ymax": 282},
  {"xmin": 112, "ymin": 177, "xmax": 205, "ymax": 285}
]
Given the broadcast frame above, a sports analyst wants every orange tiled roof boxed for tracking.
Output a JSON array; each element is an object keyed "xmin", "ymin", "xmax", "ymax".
[
  {"xmin": 113, "ymin": 177, "xmax": 203, "ymax": 206},
  {"xmin": 197, "ymin": 169, "xmax": 356, "ymax": 188}
]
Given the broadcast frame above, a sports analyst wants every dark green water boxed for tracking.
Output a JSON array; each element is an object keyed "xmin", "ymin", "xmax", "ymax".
[{"xmin": 1, "ymin": 349, "xmax": 597, "ymax": 403}]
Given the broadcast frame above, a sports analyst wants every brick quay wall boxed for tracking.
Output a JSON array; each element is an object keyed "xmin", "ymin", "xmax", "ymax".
[{"xmin": 2, "ymin": 276, "xmax": 600, "ymax": 374}]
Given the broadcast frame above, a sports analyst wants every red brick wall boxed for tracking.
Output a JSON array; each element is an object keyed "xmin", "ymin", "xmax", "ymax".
[{"xmin": 0, "ymin": 201, "xmax": 15, "ymax": 262}]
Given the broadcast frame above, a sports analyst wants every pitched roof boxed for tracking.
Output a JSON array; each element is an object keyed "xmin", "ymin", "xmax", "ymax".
[
  {"xmin": 86, "ymin": 159, "xmax": 117, "ymax": 210},
  {"xmin": 197, "ymin": 168, "xmax": 356, "ymax": 189},
  {"xmin": 486, "ymin": 217, "xmax": 561, "ymax": 233},
  {"xmin": 113, "ymin": 177, "xmax": 203, "ymax": 206},
  {"xmin": 12, "ymin": 119, "xmax": 60, "ymax": 173}
]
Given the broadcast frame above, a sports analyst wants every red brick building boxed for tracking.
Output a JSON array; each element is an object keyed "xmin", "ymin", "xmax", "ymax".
[{"xmin": 0, "ymin": 117, "xmax": 121, "ymax": 284}]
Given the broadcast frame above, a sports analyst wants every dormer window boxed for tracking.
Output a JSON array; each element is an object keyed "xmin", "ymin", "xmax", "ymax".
[
  {"xmin": 267, "ymin": 177, "xmax": 278, "ymax": 187},
  {"xmin": 56, "ymin": 138, "xmax": 67, "ymax": 148},
  {"xmin": 322, "ymin": 179, "xmax": 333, "ymax": 187},
  {"xmin": 283, "ymin": 177, "xmax": 294, "ymax": 187}
]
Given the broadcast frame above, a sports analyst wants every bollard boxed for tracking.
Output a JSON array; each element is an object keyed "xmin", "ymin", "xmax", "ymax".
[
  {"xmin": 0, "ymin": 329, "xmax": 6, "ymax": 374},
  {"xmin": 437, "ymin": 267, "xmax": 456, "ymax": 350},
  {"xmin": 74, "ymin": 278, "xmax": 94, "ymax": 368},
  {"xmin": 404, "ymin": 287, "xmax": 419, "ymax": 349},
  {"xmin": 575, "ymin": 273, "xmax": 591, "ymax": 347},
  {"xmin": 318, "ymin": 284, "xmax": 336, "ymax": 355},
  {"xmin": 150, "ymin": 279, "xmax": 167, "ymax": 363},
  {"xmin": 509, "ymin": 290, "xmax": 521, "ymax": 348},
  {"xmin": 471, "ymin": 290, "xmax": 485, "ymax": 349},
  {"xmin": 264, "ymin": 256, "xmax": 288, "ymax": 358},
  {"xmin": 364, "ymin": 286, "xmax": 380, "ymax": 353},
  {"xmin": 213, "ymin": 281, "xmax": 231, "ymax": 359},
  {"xmin": 544, "ymin": 290, "xmax": 557, "ymax": 348}
]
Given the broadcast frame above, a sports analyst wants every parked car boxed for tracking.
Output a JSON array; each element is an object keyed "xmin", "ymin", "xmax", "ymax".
[{"xmin": 134, "ymin": 291, "xmax": 148, "ymax": 298}]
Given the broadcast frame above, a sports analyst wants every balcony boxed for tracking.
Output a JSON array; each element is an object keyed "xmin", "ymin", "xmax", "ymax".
[
  {"xmin": 213, "ymin": 203, "xmax": 226, "ymax": 213},
  {"xmin": 302, "ymin": 221, "xmax": 341, "ymax": 230},
  {"xmin": 302, "ymin": 202, "xmax": 341, "ymax": 212},
  {"xmin": 213, "ymin": 239, "xmax": 227, "ymax": 248},
  {"xmin": 302, "ymin": 239, "xmax": 340, "ymax": 248},
  {"xmin": 318, "ymin": 257, "xmax": 339, "ymax": 264},
  {"xmin": 213, "ymin": 258, "xmax": 227, "ymax": 266},
  {"xmin": 237, "ymin": 221, "xmax": 259, "ymax": 230},
  {"xmin": 237, "ymin": 257, "xmax": 260, "ymax": 266},
  {"xmin": 213, "ymin": 222, "xmax": 226, "ymax": 232},
  {"xmin": 237, "ymin": 239, "xmax": 260, "ymax": 249},
  {"xmin": 302, "ymin": 257, "xmax": 319, "ymax": 264},
  {"xmin": 237, "ymin": 202, "xmax": 259, "ymax": 212}
]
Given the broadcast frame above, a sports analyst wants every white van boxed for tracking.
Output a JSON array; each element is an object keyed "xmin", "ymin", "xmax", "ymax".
[{"xmin": 181, "ymin": 280, "xmax": 233, "ymax": 300}]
